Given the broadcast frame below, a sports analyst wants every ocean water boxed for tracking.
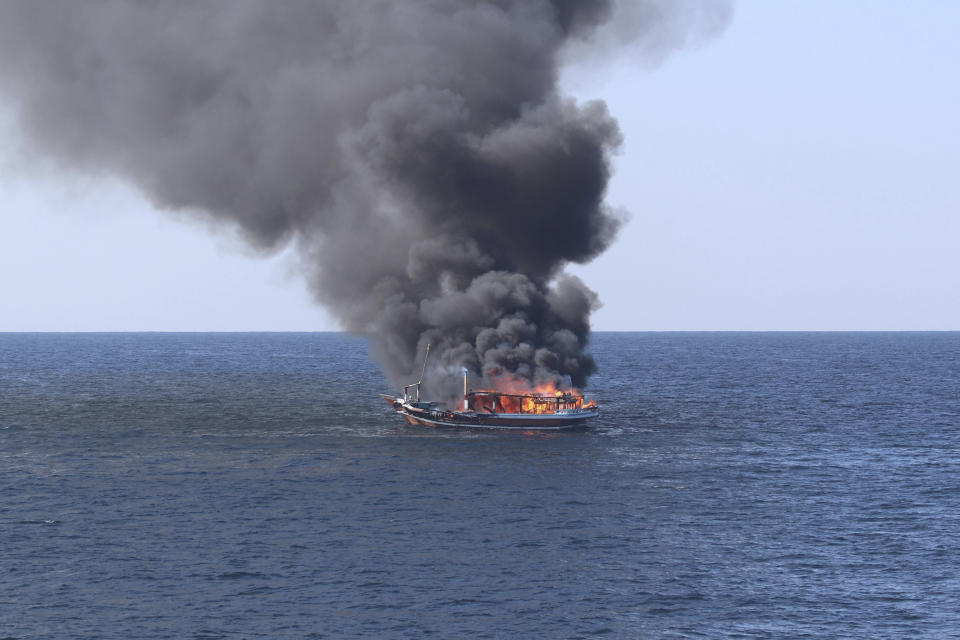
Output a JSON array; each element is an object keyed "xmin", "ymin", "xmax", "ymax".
[{"xmin": 1, "ymin": 332, "xmax": 959, "ymax": 639}]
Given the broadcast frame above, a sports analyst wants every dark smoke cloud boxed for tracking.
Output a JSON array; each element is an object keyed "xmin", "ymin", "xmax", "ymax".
[{"xmin": 0, "ymin": 1, "xmax": 731, "ymax": 403}]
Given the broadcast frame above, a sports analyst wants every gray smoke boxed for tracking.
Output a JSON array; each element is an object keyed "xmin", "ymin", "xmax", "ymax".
[{"xmin": 0, "ymin": 1, "xmax": 731, "ymax": 403}]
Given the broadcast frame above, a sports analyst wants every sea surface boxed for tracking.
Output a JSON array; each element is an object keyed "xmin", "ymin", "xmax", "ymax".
[{"xmin": 1, "ymin": 332, "xmax": 959, "ymax": 639}]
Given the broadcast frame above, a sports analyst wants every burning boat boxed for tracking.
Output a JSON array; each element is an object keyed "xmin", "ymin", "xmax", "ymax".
[{"xmin": 381, "ymin": 345, "xmax": 599, "ymax": 430}]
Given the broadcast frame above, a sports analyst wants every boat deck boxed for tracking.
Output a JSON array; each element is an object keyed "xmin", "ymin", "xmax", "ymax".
[{"xmin": 381, "ymin": 394, "xmax": 598, "ymax": 430}]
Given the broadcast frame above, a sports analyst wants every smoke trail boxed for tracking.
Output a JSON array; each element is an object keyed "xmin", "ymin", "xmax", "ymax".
[{"xmin": 0, "ymin": 1, "xmax": 731, "ymax": 402}]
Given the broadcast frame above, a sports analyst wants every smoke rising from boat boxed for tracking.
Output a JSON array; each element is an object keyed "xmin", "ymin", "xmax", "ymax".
[{"xmin": 0, "ymin": 1, "xmax": 731, "ymax": 402}]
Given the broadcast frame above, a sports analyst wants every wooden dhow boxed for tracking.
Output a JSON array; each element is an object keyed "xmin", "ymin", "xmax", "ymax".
[{"xmin": 381, "ymin": 345, "xmax": 598, "ymax": 430}]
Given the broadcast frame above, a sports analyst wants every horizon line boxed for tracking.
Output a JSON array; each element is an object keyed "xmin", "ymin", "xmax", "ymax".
[{"xmin": 1, "ymin": 329, "xmax": 958, "ymax": 334}]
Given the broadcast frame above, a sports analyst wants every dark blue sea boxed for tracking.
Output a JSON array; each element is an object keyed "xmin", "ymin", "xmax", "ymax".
[{"xmin": 2, "ymin": 332, "xmax": 959, "ymax": 639}]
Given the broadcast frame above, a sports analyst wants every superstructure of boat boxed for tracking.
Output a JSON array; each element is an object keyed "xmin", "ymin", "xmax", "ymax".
[{"xmin": 380, "ymin": 345, "xmax": 598, "ymax": 430}]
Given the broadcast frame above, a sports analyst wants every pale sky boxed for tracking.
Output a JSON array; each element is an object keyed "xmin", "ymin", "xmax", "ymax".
[{"xmin": 1, "ymin": 3, "xmax": 958, "ymax": 331}]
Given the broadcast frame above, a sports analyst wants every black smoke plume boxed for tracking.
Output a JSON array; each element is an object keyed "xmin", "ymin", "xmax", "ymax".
[{"xmin": 0, "ymin": 1, "xmax": 731, "ymax": 403}]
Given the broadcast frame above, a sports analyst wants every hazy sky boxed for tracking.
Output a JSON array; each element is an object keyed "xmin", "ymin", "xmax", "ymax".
[{"xmin": 1, "ymin": 2, "xmax": 957, "ymax": 331}]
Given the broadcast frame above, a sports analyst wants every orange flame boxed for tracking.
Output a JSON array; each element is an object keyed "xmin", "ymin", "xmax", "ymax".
[{"xmin": 467, "ymin": 371, "xmax": 594, "ymax": 415}]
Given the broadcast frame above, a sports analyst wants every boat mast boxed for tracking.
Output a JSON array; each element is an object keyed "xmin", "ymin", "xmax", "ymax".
[
  {"xmin": 402, "ymin": 343, "xmax": 430, "ymax": 403},
  {"xmin": 416, "ymin": 343, "xmax": 430, "ymax": 402}
]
